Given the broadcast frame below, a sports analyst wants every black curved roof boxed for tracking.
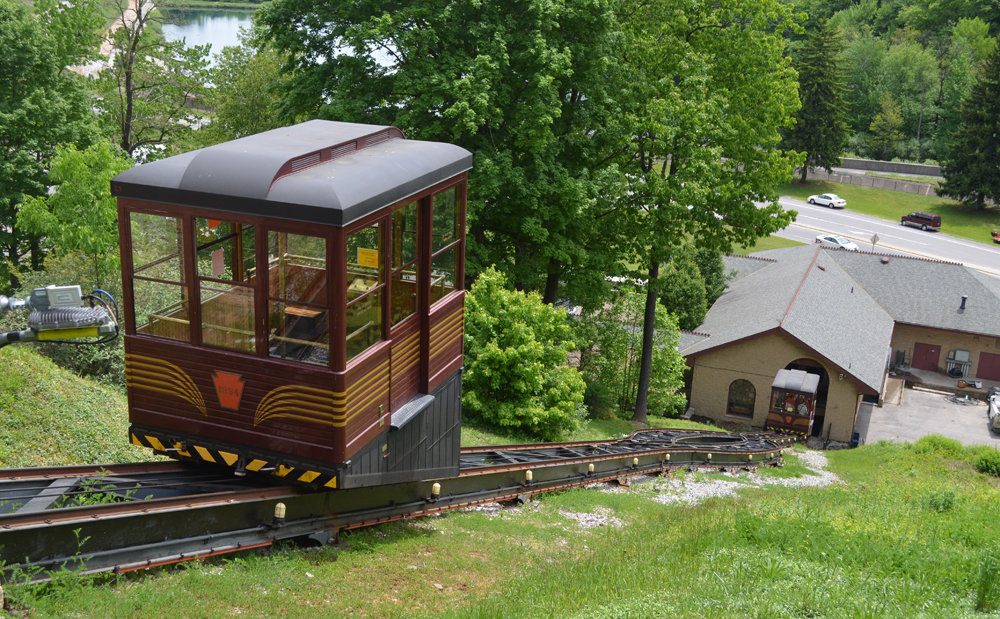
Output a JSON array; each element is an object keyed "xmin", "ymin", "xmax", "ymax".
[{"xmin": 111, "ymin": 120, "xmax": 473, "ymax": 227}]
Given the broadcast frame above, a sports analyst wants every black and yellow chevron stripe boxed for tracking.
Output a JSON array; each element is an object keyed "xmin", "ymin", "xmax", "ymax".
[
  {"xmin": 429, "ymin": 307, "xmax": 463, "ymax": 361},
  {"xmin": 126, "ymin": 354, "xmax": 207, "ymax": 415},
  {"xmin": 130, "ymin": 432, "xmax": 338, "ymax": 488}
]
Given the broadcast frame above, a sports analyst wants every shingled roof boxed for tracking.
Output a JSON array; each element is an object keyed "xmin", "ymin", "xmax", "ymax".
[{"xmin": 682, "ymin": 245, "xmax": 907, "ymax": 394}]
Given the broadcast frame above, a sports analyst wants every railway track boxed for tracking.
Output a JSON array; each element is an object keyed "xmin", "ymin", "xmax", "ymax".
[{"xmin": 0, "ymin": 429, "xmax": 795, "ymax": 583}]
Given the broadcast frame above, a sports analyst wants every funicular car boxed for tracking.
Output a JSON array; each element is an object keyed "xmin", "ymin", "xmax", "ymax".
[
  {"xmin": 112, "ymin": 120, "xmax": 472, "ymax": 489},
  {"xmin": 765, "ymin": 369, "xmax": 821, "ymax": 436}
]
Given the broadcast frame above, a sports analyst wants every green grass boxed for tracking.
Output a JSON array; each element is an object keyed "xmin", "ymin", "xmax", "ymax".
[
  {"xmin": 866, "ymin": 171, "xmax": 942, "ymax": 186},
  {"xmin": 730, "ymin": 234, "xmax": 805, "ymax": 256},
  {"xmin": 461, "ymin": 415, "xmax": 723, "ymax": 447},
  {"xmin": 780, "ymin": 180, "xmax": 1000, "ymax": 246},
  {"xmin": 0, "ymin": 347, "xmax": 157, "ymax": 467},
  {"xmin": 10, "ymin": 437, "xmax": 1000, "ymax": 617}
]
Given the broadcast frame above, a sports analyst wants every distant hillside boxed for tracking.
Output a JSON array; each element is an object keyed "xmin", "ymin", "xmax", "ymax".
[{"xmin": 0, "ymin": 347, "xmax": 157, "ymax": 467}]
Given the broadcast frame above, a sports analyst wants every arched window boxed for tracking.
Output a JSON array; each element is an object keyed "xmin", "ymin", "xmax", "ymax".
[{"xmin": 727, "ymin": 380, "xmax": 756, "ymax": 418}]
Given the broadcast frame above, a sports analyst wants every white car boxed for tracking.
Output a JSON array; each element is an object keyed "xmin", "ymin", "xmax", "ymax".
[
  {"xmin": 814, "ymin": 234, "xmax": 859, "ymax": 251},
  {"xmin": 808, "ymin": 193, "xmax": 847, "ymax": 208}
]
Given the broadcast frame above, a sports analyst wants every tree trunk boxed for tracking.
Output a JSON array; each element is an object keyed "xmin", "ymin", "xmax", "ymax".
[
  {"xmin": 632, "ymin": 260, "xmax": 659, "ymax": 424},
  {"xmin": 800, "ymin": 165, "xmax": 808, "ymax": 182},
  {"xmin": 542, "ymin": 257, "xmax": 560, "ymax": 305}
]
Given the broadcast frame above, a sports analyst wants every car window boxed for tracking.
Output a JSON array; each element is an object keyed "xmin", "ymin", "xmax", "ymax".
[
  {"xmin": 834, "ymin": 236, "xmax": 849, "ymax": 244},
  {"xmin": 820, "ymin": 195, "xmax": 829, "ymax": 200},
  {"xmin": 829, "ymin": 195, "xmax": 840, "ymax": 200}
]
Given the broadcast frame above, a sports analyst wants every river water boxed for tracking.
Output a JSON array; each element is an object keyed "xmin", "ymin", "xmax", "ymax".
[{"xmin": 160, "ymin": 7, "xmax": 256, "ymax": 63}]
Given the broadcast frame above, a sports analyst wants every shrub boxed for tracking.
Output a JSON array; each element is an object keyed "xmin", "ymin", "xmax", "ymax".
[
  {"xmin": 920, "ymin": 488, "xmax": 957, "ymax": 513},
  {"xmin": 972, "ymin": 446, "xmax": 1000, "ymax": 476},
  {"xmin": 912, "ymin": 434, "xmax": 964, "ymax": 456},
  {"xmin": 462, "ymin": 268, "xmax": 586, "ymax": 441}
]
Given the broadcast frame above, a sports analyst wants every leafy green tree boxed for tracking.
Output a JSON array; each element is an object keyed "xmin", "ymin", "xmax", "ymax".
[
  {"xmin": 18, "ymin": 142, "xmax": 133, "ymax": 288},
  {"xmin": 785, "ymin": 21, "xmax": 850, "ymax": 182},
  {"xmin": 841, "ymin": 33, "xmax": 889, "ymax": 137},
  {"xmin": 95, "ymin": 0, "xmax": 210, "ymax": 158},
  {"xmin": 868, "ymin": 94, "xmax": 904, "ymax": 160},
  {"xmin": 884, "ymin": 41, "xmax": 939, "ymax": 158},
  {"xmin": 0, "ymin": 0, "xmax": 100, "ymax": 292},
  {"xmin": 585, "ymin": 288, "xmax": 686, "ymax": 419},
  {"xmin": 939, "ymin": 37, "xmax": 1000, "ymax": 210},
  {"xmin": 606, "ymin": 0, "xmax": 801, "ymax": 423},
  {"xmin": 694, "ymin": 246, "xmax": 728, "ymax": 309},
  {"xmin": 658, "ymin": 248, "xmax": 707, "ymax": 332},
  {"xmin": 257, "ymin": 0, "xmax": 621, "ymax": 305},
  {"xmin": 462, "ymin": 268, "xmax": 585, "ymax": 441},
  {"xmin": 208, "ymin": 32, "xmax": 290, "ymax": 141}
]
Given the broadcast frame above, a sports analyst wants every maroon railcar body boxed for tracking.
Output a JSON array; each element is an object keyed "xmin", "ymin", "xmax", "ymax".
[{"xmin": 111, "ymin": 121, "xmax": 471, "ymax": 488}]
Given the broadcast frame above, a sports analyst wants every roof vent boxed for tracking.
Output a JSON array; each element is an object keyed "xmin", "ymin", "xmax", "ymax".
[
  {"xmin": 365, "ymin": 130, "xmax": 392, "ymax": 147},
  {"xmin": 290, "ymin": 152, "xmax": 321, "ymax": 172},
  {"xmin": 817, "ymin": 265, "xmax": 825, "ymax": 271},
  {"xmin": 330, "ymin": 141, "xmax": 357, "ymax": 159},
  {"xmin": 961, "ymin": 294, "xmax": 968, "ymax": 310},
  {"xmin": 881, "ymin": 257, "xmax": 889, "ymax": 264}
]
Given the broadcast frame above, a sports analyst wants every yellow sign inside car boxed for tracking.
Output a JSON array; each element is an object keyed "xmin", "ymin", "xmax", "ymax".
[{"xmin": 357, "ymin": 247, "xmax": 379, "ymax": 268}]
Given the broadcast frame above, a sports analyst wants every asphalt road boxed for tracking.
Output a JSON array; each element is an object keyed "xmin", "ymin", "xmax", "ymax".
[{"xmin": 773, "ymin": 196, "xmax": 1000, "ymax": 277}]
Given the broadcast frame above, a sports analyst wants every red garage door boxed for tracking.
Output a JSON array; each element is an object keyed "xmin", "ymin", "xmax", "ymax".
[
  {"xmin": 912, "ymin": 342, "xmax": 941, "ymax": 371},
  {"xmin": 979, "ymin": 352, "xmax": 1000, "ymax": 381}
]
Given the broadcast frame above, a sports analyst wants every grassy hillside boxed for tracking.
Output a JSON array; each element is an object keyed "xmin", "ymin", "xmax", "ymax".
[
  {"xmin": 0, "ymin": 347, "xmax": 155, "ymax": 467},
  {"xmin": 7, "ymin": 437, "xmax": 1000, "ymax": 617}
]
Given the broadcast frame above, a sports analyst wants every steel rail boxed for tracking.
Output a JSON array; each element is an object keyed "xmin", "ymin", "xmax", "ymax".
[{"xmin": 0, "ymin": 429, "xmax": 796, "ymax": 582}]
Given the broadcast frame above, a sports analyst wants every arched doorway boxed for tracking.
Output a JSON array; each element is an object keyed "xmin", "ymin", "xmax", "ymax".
[{"xmin": 785, "ymin": 358, "xmax": 829, "ymax": 437}]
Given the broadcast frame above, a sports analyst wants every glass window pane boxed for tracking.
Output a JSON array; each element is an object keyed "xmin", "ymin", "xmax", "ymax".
[
  {"xmin": 200, "ymin": 283, "xmax": 255, "ymax": 352},
  {"xmin": 195, "ymin": 219, "xmax": 255, "ymax": 283},
  {"xmin": 391, "ymin": 201, "xmax": 418, "ymax": 269},
  {"xmin": 432, "ymin": 188, "xmax": 457, "ymax": 253},
  {"xmin": 268, "ymin": 300, "xmax": 329, "ymax": 366},
  {"xmin": 268, "ymin": 231, "xmax": 327, "ymax": 305},
  {"xmin": 131, "ymin": 213, "xmax": 185, "ymax": 283},
  {"xmin": 391, "ymin": 268, "xmax": 418, "ymax": 326},
  {"xmin": 347, "ymin": 223, "xmax": 383, "ymax": 303},
  {"xmin": 347, "ymin": 290, "xmax": 383, "ymax": 362},
  {"xmin": 134, "ymin": 279, "xmax": 190, "ymax": 341},
  {"xmin": 430, "ymin": 245, "xmax": 458, "ymax": 306}
]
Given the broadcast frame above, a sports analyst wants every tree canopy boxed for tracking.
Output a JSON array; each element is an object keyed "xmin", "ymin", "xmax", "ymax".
[
  {"xmin": 939, "ymin": 36, "xmax": 1000, "ymax": 210},
  {"xmin": 0, "ymin": 0, "xmax": 99, "ymax": 291},
  {"xmin": 784, "ymin": 20, "xmax": 850, "ymax": 181},
  {"xmin": 17, "ymin": 142, "xmax": 133, "ymax": 288},
  {"xmin": 256, "ymin": 0, "xmax": 622, "ymax": 307}
]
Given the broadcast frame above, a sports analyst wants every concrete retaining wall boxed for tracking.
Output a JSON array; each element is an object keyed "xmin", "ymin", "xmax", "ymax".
[
  {"xmin": 840, "ymin": 158, "xmax": 941, "ymax": 176},
  {"xmin": 805, "ymin": 169, "xmax": 939, "ymax": 197}
]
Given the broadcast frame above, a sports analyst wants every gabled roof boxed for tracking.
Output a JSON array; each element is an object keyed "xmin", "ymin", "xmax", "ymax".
[
  {"xmin": 722, "ymin": 254, "xmax": 775, "ymax": 284},
  {"xmin": 683, "ymin": 245, "xmax": 897, "ymax": 394},
  {"xmin": 826, "ymin": 251, "xmax": 1000, "ymax": 338},
  {"xmin": 111, "ymin": 120, "xmax": 473, "ymax": 227}
]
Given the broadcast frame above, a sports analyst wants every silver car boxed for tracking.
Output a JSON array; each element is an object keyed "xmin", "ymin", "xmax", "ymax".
[
  {"xmin": 814, "ymin": 234, "xmax": 859, "ymax": 251},
  {"xmin": 808, "ymin": 193, "xmax": 847, "ymax": 208}
]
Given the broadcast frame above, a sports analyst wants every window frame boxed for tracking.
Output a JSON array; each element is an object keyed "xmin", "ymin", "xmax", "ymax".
[
  {"xmin": 389, "ymin": 199, "xmax": 420, "ymax": 328},
  {"xmin": 123, "ymin": 203, "xmax": 338, "ymax": 369},
  {"xmin": 428, "ymin": 181, "xmax": 465, "ymax": 308},
  {"xmin": 726, "ymin": 379, "xmax": 756, "ymax": 418}
]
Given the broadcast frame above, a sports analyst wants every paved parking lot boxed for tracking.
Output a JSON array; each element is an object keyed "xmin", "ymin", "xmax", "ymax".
[{"xmin": 855, "ymin": 387, "xmax": 1000, "ymax": 447}]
